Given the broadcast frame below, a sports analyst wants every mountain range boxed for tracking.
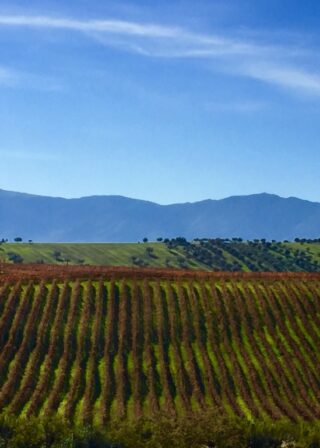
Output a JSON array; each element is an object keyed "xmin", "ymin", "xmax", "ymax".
[{"xmin": 1, "ymin": 189, "xmax": 320, "ymax": 242}]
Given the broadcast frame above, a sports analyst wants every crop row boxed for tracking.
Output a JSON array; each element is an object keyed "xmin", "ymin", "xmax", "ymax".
[{"xmin": 0, "ymin": 275, "xmax": 319, "ymax": 423}]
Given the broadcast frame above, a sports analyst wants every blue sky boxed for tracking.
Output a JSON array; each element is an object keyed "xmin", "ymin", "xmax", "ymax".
[{"xmin": 1, "ymin": 0, "xmax": 320, "ymax": 204}]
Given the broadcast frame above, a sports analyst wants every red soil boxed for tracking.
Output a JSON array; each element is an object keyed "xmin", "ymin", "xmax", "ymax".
[{"xmin": 1, "ymin": 263, "xmax": 319, "ymax": 283}]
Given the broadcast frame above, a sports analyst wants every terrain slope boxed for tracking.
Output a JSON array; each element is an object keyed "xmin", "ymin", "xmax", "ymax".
[{"xmin": 1, "ymin": 239, "xmax": 320, "ymax": 271}]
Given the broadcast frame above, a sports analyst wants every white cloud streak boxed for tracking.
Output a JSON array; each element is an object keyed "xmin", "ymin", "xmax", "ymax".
[
  {"xmin": 0, "ymin": 14, "xmax": 319, "ymax": 97},
  {"xmin": 0, "ymin": 15, "xmax": 263, "ymax": 56},
  {"xmin": 242, "ymin": 64, "xmax": 320, "ymax": 95},
  {"xmin": 0, "ymin": 15, "xmax": 181, "ymax": 37}
]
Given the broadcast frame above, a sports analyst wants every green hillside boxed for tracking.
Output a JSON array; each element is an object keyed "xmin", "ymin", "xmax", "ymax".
[
  {"xmin": 1, "ymin": 238, "xmax": 320, "ymax": 271},
  {"xmin": 0, "ymin": 242, "xmax": 196, "ymax": 269}
]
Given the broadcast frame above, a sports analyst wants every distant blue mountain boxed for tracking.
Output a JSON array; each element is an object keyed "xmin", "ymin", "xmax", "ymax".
[{"xmin": 1, "ymin": 189, "xmax": 320, "ymax": 242}]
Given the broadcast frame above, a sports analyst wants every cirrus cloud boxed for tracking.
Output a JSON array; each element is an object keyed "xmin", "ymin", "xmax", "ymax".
[{"xmin": 0, "ymin": 14, "xmax": 319, "ymax": 97}]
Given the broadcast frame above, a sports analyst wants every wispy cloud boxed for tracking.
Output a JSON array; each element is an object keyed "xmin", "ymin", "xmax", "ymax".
[
  {"xmin": 0, "ymin": 14, "xmax": 319, "ymax": 97},
  {"xmin": 0, "ymin": 14, "xmax": 263, "ymax": 56},
  {"xmin": 241, "ymin": 63, "xmax": 320, "ymax": 95},
  {"xmin": 0, "ymin": 15, "xmax": 182, "ymax": 38}
]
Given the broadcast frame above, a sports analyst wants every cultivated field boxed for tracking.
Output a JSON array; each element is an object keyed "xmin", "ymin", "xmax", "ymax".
[{"xmin": 0, "ymin": 265, "xmax": 319, "ymax": 427}]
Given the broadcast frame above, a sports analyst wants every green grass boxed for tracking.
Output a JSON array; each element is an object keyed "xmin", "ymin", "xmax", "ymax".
[
  {"xmin": 0, "ymin": 242, "xmax": 205, "ymax": 269},
  {"xmin": 1, "ymin": 239, "xmax": 320, "ymax": 271}
]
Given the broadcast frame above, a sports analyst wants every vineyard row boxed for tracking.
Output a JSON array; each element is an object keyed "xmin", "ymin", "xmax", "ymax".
[{"xmin": 0, "ymin": 277, "xmax": 319, "ymax": 424}]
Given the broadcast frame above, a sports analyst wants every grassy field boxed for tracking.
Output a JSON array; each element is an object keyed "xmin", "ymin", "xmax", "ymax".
[
  {"xmin": 1, "ymin": 239, "xmax": 320, "ymax": 271},
  {"xmin": 0, "ymin": 242, "xmax": 201, "ymax": 268}
]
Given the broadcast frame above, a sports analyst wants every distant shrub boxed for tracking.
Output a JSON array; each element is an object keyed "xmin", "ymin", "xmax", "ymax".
[{"xmin": 7, "ymin": 252, "xmax": 23, "ymax": 264}]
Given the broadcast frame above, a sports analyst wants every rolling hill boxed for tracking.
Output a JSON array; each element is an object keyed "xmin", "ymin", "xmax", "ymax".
[{"xmin": 1, "ymin": 239, "xmax": 320, "ymax": 272}]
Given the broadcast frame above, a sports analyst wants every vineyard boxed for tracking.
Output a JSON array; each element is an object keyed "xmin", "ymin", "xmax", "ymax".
[{"xmin": 0, "ymin": 266, "xmax": 319, "ymax": 430}]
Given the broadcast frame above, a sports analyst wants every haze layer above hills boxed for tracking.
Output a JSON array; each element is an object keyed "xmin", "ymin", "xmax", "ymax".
[{"xmin": 1, "ymin": 189, "xmax": 320, "ymax": 242}]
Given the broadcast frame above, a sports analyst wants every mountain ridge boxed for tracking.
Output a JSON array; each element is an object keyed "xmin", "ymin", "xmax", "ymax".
[
  {"xmin": 0, "ymin": 188, "xmax": 320, "ymax": 242},
  {"xmin": 1, "ymin": 188, "xmax": 318, "ymax": 204}
]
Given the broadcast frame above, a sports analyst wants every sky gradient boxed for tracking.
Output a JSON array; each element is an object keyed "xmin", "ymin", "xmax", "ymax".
[{"xmin": 1, "ymin": 0, "xmax": 320, "ymax": 204}]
